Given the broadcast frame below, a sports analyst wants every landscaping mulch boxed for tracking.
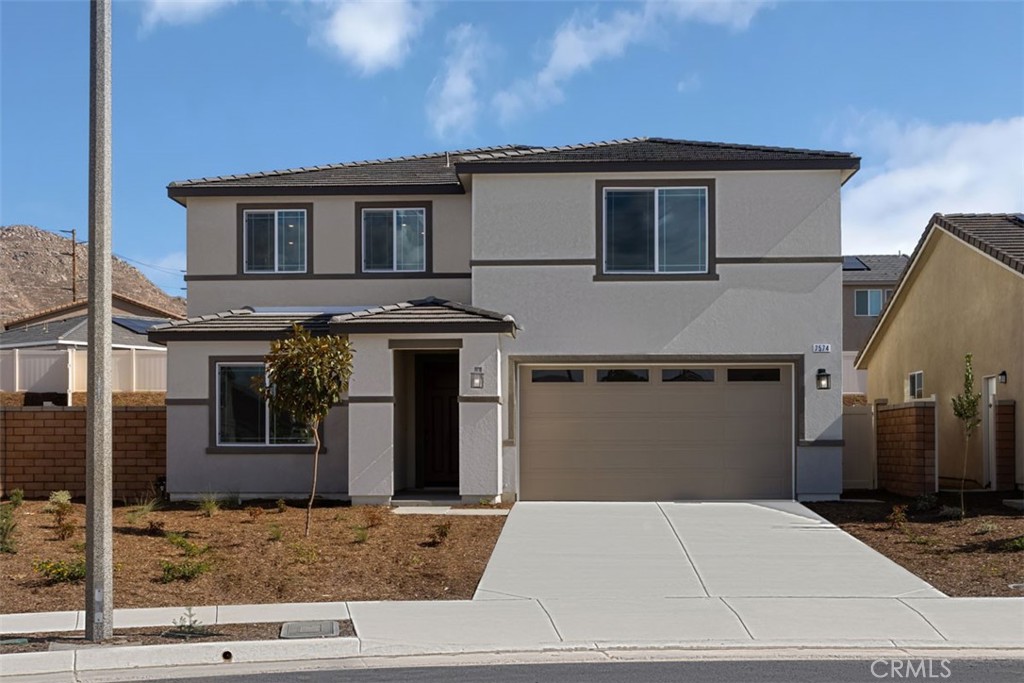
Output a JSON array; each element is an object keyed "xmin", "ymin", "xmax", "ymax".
[
  {"xmin": 807, "ymin": 491, "xmax": 1024, "ymax": 597},
  {"xmin": 0, "ymin": 499, "xmax": 506, "ymax": 615}
]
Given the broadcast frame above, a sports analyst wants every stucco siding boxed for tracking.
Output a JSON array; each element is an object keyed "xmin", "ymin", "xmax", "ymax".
[
  {"xmin": 863, "ymin": 230, "xmax": 1024, "ymax": 487},
  {"xmin": 843, "ymin": 284, "xmax": 885, "ymax": 351}
]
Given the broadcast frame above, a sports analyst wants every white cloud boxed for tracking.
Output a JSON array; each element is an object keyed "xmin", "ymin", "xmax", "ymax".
[
  {"xmin": 140, "ymin": 0, "xmax": 236, "ymax": 31},
  {"xmin": 676, "ymin": 72, "xmax": 701, "ymax": 93},
  {"xmin": 319, "ymin": 0, "xmax": 428, "ymax": 75},
  {"xmin": 494, "ymin": 0, "xmax": 770, "ymax": 122},
  {"xmin": 426, "ymin": 24, "xmax": 488, "ymax": 140},
  {"xmin": 841, "ymin": 116, "xmax": 1024, "ymax": 255}
]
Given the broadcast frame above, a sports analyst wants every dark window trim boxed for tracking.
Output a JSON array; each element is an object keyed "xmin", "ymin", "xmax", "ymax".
[
  {"xmin": 236, "ymin": 203, "xmax": 314, "ymax": 277},
  {"xmin": 355, "ymin": 201, "xmax": 433, "ymax": 276},
  {"xmin": 207, "ymin": 355, "xmax": 323, "ymax": 454},
  {"xmin": 854, "ymin": 288, "xmax": 884, "ymax": 317},
  {"xmin": 595, "ymin": 179, "xmax": 717, "ymax": 281}
]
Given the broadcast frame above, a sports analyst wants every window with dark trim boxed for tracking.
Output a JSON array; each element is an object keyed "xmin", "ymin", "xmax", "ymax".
[
  {"xmin": 216, "ymin": 363, "xmax": 312, "ymax": 446},
  {"xmin": 727, "ymin": 368, "xmax": 781, "ymax": 382},
  {"xmin": 243, "ymin": 209, "xmax": 307, "ymax": 273},
  {"xmin": 355, "ymin": 201, "xmax": 432, "ymax": 275},
  {"xmin": 662, "ymin": 368, "xmax": 715, "ymax": 382},
  {"xmin": 531, "ymin": 369, "xmax": 584, "ymax": 383},
  {"xmin": 854, "ymin": 289, "xmax": 884, "ymax": 316},
  {"xmin": 597, "ymin": 369, "xmax": 649, "ymax": 382}
]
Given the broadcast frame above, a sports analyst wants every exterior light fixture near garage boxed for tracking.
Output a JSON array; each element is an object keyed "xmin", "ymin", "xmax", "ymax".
[
  {"xmin": 470, "ymin": 366, "xmax": 485, "ymax": 390},
  {"xmin": 998, "ymin": 370, "xmax": 1008, "ymax": 384},
  {"xmin": 816, "ymin": 368, "xmax": 831, "ymax": 390}
]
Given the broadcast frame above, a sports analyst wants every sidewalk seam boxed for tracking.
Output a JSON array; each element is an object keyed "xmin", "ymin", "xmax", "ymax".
[
  {"xmin": 656, "ymin": 503, "xmax": 710, "ymax": 598},
  {"xmin": 718, "ymin": 598, "xmax": 756, "ymax": 641},
  {"xmin": 535, "ymin": 600, "xmax": 565, "ymax": 643},
  {"xmin": 896, "ymin": 599, "xmax": 949, "ymax": 641}
]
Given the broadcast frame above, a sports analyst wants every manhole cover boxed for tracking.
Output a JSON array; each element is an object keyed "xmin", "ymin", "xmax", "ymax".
[{"xmin": 279, "ymin": 620, "xmax": 341, "ymax": 639}]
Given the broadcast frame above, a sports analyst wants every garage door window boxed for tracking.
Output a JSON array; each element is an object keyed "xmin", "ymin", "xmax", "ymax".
[
  {"xmin": 531, "ymin": 369, "xmax": 584, "ymax": 383},
  {"xmin": 662, "ymin": 368, "xmax": 715, "ymax": 382},
  {"xmin": 597, "ymin": 369, "xmax": 649, "ymax": 382},
  {"xmin": 727, "ymin": 368, "xmax": 781, "ymax": 382}
]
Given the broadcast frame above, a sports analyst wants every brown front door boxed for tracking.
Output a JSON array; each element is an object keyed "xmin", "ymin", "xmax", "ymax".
[{"xmin": 416, "ymin": 354, "xmax": 459, "ymax": 488}]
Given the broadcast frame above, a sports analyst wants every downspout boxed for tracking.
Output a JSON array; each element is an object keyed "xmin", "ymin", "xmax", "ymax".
[{"xmin": 13, "ymin": 348, "xmax": 20, "ymax": 392}]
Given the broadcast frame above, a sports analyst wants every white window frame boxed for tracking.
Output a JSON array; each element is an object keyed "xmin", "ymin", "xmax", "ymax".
[
  {"xmin": 854, "ymin": 288, "xmax": 884, "ymax": 317},
  {"xmin": 242, "ymin": 209, "xmax": 307, "ymax": 274},
  {"xmin": 602, "ymin": 186, "xmax": 709, "ymax": 275},
  {"xmin": 909, "ymin": 370, "xmax": 924, "ymax": 400},
  {"xmin": 215, "ymin": 362, "xmax": 313, "ymax": 447},
  {"xmin": 361, "ymin": 207, "xmax": 427, "ymax": 273}
]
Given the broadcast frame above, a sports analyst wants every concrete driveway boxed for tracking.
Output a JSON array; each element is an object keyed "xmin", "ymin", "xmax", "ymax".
[{"xmin": 475, "ymin": 501, "xmax": 943, "ymax": 601}]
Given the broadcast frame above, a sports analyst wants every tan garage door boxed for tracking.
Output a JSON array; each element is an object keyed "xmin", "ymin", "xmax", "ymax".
[{"xmin": 519, "ymin": 365, "xmax": 793, "ymax": 501}]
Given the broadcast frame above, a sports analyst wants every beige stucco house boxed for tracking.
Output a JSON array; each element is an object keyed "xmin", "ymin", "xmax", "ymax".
[
  {"xmin": 856, "ymin": 213, "xmax": 1023, "ymax": 491},
  {"xmin": 152, "ymin": 138, "xmax": 860, "ymax": 503}
]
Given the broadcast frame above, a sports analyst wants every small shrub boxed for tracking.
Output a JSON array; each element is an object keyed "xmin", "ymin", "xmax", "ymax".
[
  {"xmin": 8, "ymin": 489, "xmax": 24, "ymax": 509},
  {"xmin": 886, "ymin": 504, "xmax": 908, "ymax": 531},
  {"xmin": 1002, "ymin": 536, "xmax": 1024, "ymax": 552},
  {"xmin": 430, "ymin": 520, "xmax": 452, "ymax": 546},
  {"xmin": 125, "ymin": 496, "xmax": 162, "ymax": 525},
  {"xmin": 973, "ymin": 521, "xmax": 999, "ymax": 536},
  {"xmin": 33, "ymin": 557, "xmax": 87, "ymax": 584},
  {"xmin": 352, "ymin": 526, "xmax": 369, "ymax": 544},
  {"xmin": 0, "ymin": 505, "xmax": 17, "ymax": 554},
  {"xmin": 267, "ymin": 525, "xmax": 284, "ymax": 542},
  {"xmin": 55, "ymin": 518, "xmax": 76, "ymax": 541},
  {"xmin": 160, "ymin": 559, "xmax": 212, "ymax": 583},
  {"xmin": 288, "ymin": 541, "xmax": 320, "ymax": 565},
  {"xmin": 360, "ymin": 506, "xmax": 386, "ymax": 529},
  {"xmin": 276, "ymin": 499, "xmax": 288, "ymax": 514},
  {"xmin": 46, "ymin": 491, "xmax": 75, "ymax": 540},
  {"xmin": 938, "ymin": 505, "xmax": 963, "ymax": 520},
  {"xmin": 48, "ymin": 490, "xmax": 72, "ymax": 508},
  {"xmin": 167, "ymin": 607, "xmax": 211, "ymax": 639},
  {"xmin": 196, "ymin": 493, "xmax": 221, "ymax": 518},
  {"xmin": 245, "ymin": 506, "xmax": 264, "ymax": 522},
  {"xmin": 910, "ymin": 493, "xmax": 937, "ymax": 513},
  {"xmin": 146, "ymin": 520, "xmax": 166, "ymax": 536},
  {"xmin": 166, "ymin": 532, "xmax": 210, "ymax": 557}
]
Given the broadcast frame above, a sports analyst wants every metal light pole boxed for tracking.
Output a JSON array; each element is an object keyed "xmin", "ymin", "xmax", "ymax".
[{"xmin": 85, "ymin": 0, "xmax": 113, "ymax": 642}]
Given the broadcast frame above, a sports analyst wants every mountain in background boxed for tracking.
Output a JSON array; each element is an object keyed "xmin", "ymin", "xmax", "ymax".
[{"xmin": 0, "ymin": 225, "xmax": 186, "ymax": 323}]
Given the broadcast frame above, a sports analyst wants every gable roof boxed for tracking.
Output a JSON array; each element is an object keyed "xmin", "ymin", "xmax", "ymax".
[
  {"xmin": 0, "ymin": 315, "xmax": 168, "ymax": 350},
  {"xmin": 167, "ymin": 137, "xmax": 860, "ymax": 203},
  {"xmin": 842, "ymin": 254, "xmax": 910, "ymax": 283},
  {"xmin": 149, "ymin": 297, "xmax": 517, "ymax": 342},
  {"xmin": 855, "ymin": 213, "xmax": 1024, "ymax": 368},
  {"xmin": 3, "ymin": 292, "xmax": 186, "ymax": 330}
]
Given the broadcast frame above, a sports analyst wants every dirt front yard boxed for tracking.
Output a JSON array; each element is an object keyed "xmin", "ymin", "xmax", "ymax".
[
  {"xmin": 808, "ymin": 492, "xmax": 1024, "ymax": 597},
  {"xmin": 0, "ymin": 499, "xmax": 506, "ymax": 614}
]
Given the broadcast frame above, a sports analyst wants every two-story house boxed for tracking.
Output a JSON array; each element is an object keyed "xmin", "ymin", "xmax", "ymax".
[
  {"xmin": 151, "ymin": 138, "xmax": 860, "ymax": 503},
  {"xmin": 840, "ymin": 255, "xmax": 908, "ymax": 397}
]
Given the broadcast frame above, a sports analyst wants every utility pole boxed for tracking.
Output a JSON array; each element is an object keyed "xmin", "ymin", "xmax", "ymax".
[
  {"xmin": 59, "ymin": 228, "xmax": 77, "ymax": 302},
  {"xmin": 85, "ymin": 0, "xmax": 113, "ymax": 642}
]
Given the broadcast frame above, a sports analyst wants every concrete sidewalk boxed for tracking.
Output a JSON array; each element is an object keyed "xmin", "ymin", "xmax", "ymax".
[{"xmin": 2, "ymin": 596, "xmax": 1022, "ymax": 678}]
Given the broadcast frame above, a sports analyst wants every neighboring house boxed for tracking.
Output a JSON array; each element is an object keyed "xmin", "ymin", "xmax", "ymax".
[
  {"xmin": 0, "ymin": 315, "xmax": 170, "ymax": 404},
  {"xmin": 840, "ymin": 255, "xmax": 908, "ymax": 396},
  {"xmin": 152, "ymin": 137, "xmax": 860, "ymax": 503},
  {"xmin": 856, "ymin": 213, "xmax": 1023, "ymax": 491},
  {"xmin": 3, "ymin": 292, "xmax": 183, "ymax": 330}
]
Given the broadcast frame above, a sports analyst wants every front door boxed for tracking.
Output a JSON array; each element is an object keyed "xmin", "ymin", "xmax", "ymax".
[
  {"xmin": 416, "ymin": 354, "xmax": 459, "ymax": 488},
  {"xmin": 982, "ymin": 376, "xmax": 997, "ymax": 489}
]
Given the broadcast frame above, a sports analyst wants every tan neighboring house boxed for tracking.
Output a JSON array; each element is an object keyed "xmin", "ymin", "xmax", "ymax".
[
  {"xmin": 153, "ymin": 137, "xmax": 861, "ymax": 503},
  {"xmin": 856, "ymin": 213, "xmax": 1023, "ymax": 492}
]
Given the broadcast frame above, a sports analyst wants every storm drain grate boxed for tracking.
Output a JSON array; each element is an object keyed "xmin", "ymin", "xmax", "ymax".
[{"xmin": 279, "ymin": 620, "xmax": 342, "ymax": 639}]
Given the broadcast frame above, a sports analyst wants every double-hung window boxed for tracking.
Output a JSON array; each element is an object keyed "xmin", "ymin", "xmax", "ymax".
[
  {"xmin": 243, "ymin": 209, "xmax": 307, "ymax": 273},
  {"xmin": 908, "ymin": 371, "xmax": 924, "ymax": 400},
  {"xmin": 361, "ymin": 207, "xmax": 427, "ymax": 273},
  {"xmin": 216, "ymin": 363, "xmax": 312, "ymax": 446},
  {"xmin": 854, "ymin": 289, "xmax": 884, "ymax": 317},
  {"xmin": 602, "ymin": 184, "xmax": 710, "ymax": 274}
]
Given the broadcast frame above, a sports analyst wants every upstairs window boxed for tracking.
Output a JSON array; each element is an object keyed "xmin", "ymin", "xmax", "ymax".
[
  {"xmin": 603, "ymin": 186, "xmax": 708, "ymax": 274},
  {"xmin": 854, "ymin": 289, "xmax": 884, "ymax": 317},
  {"xmin": 909, "ymin": 371, "xmax": 924, "ymax": 400},
  {"xmin": 362, "ymin": 207, "xmax": 427, "ymax": 272},
  {"xmin": 243, "ymin": 209, "xmax": 307, "ymax": 273}
]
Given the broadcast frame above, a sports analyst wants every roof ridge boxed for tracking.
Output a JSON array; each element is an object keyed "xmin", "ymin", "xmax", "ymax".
[
  {"xmin": 646, "ymin": 137, "xmax": 854, "ymax": 158},
  {"xmin": 3, "ymin": 291, "xmax": 185, "ymax": 328},
  {"xmin": 169, "ymin": 144, "xmax": 533, "ymax": 187},
  {"xmin": 459, "ymin": 137, "xmax": 648, "ymax": 162}
]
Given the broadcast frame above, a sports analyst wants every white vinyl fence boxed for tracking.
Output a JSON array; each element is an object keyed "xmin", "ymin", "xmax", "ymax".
[{"xmin": 0, "ymin": 347, "xmax": 166, "ymax": 395}]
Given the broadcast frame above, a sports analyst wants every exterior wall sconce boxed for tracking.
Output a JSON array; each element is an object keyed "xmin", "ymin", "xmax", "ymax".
[
  {"xmin": 998, "ymin": 370, "xmax": 1008, "ymax": 384},
  {"xmin": 470, "ymin": 366, "xmax": 485, "ymax": 390},
  {"xmin": 816, "ymin": 368, "xmax": 831, "ymax": 390}
]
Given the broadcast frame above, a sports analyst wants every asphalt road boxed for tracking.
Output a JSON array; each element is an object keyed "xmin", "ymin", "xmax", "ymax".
[{"xmin": 139, "ymin": 658, "xmax": 1024, "ymax": 683}]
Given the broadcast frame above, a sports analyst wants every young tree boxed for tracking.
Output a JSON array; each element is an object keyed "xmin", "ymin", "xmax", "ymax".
[
  {"xmin": 950, "ymin": 353, "xmax": 981, "ymax": 518},
  {"xmin": 256, "ymin": 325, "xmax": 353, "ymax": 537}
]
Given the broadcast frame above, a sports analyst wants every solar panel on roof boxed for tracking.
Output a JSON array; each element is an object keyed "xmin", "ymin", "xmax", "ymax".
[
  {"xmin": 112, "ymin": 317, "xmax": 165, "ymax": 335},
  {"xmin": 842, "ymin": 256, "xmax": 868, "ymax": 271}
]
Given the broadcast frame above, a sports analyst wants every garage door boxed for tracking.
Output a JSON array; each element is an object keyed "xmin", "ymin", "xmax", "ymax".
[{"xmin": 519, "ymin": 365, "xmax": 793, "ymax": 501}]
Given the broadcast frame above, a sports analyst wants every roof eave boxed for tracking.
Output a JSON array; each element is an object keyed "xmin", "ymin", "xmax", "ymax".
[
  {"xmin": 455, "ymin": 158, "xmax": 861, "ymax": 175},
  {"xmin": 166, "ymin": 183, "xmax": 466, "ymax": 201}
]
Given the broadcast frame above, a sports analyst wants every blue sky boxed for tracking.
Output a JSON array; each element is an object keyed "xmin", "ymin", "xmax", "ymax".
[{"xmin": 2, "ymin": 0, "xmax": 1022, "ymax": 295}]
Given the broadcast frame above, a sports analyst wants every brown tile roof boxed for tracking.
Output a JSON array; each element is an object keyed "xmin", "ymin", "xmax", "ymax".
[
  {"xmin": 933, "ymin": 213, "xmax": 1024, "ymax": 275},
  {"xmin": 329, "ymin": 297, "xmax": 517, "ymax": 333},
  {"xmin": 167, "ymin": 138, "xmax": 859, "ymax": 200},
  {"xmin": 3, "ymin": 292, "xmax": 186, "ymax": 330},
  {"xmin": 842, "ymin": 254, "xmax": 910, "ymax": 283}
]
